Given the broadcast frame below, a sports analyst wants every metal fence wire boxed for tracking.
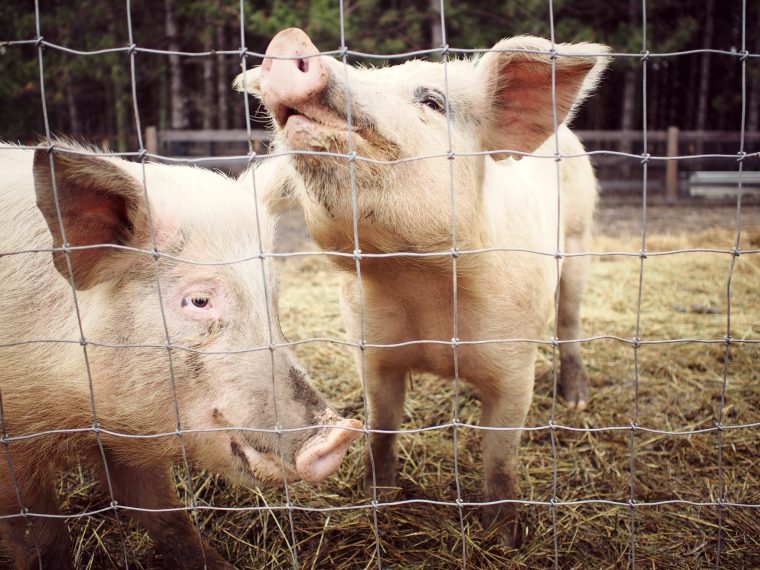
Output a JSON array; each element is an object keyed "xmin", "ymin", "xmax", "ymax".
[{"xmin": 1, "ymin": 0, "xmax": 759, "ymax": 568}]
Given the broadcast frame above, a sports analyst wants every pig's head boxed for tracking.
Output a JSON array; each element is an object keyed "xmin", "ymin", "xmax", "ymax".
[
  {"xmin": 32, "ymin": 147, "xmax": 361, "ymax": 486},
  {"xmin": 235, "ymin": 29, "xmax": 609, "ymax": 253}
]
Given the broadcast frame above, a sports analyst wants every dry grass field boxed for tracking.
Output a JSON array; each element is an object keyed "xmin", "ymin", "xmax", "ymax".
[{"xmin": 4, "ymin": 203, "xmax": 759, "ymax": 569}]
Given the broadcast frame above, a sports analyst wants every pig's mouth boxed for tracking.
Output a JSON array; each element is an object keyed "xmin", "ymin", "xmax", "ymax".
[
  {"xmin": 272, "ymin": 101, "xmax": 362, "ymax": 152},
  {"xmin": 269, "ymin": 100, "xmax": 400, "ymax": 163},
  {"xmin": 227, "ymin": 412, "xmax": 363, "ymax": 488}
]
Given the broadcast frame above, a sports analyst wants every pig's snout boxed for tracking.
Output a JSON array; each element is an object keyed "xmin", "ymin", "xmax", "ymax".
[
  {"xmin": 261, "ymin": 28, "xmax": 328, "ymax": 127},
  {"xmin": 294, "ymin": 415, "xmax": 362, "ymax": 483}
]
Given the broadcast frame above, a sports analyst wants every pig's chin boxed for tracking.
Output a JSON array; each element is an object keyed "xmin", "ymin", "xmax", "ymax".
[
  {"xmin": 228, "ymin": 441, "xmax": 301, "ymax": 489},
  {"xmin": 281, "ymin": 114, "xmax": 360, "ymax": 153}
]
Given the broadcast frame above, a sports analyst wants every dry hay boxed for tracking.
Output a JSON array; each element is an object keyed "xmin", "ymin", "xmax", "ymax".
[{"xmin": 5, "ymin": 224, "xmax": 759, "ymax": 569}]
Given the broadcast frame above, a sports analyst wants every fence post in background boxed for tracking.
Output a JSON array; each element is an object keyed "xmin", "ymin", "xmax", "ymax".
[
  {"xmin": 666, "ymin": 126, "xmax": 679, "ymax": 202},
  {"xmin": 145, "ymin": 125, "xmax": 158, "ymax": 155}
]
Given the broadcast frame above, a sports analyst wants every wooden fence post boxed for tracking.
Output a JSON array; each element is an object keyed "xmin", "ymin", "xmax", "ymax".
[
  {"xmin": 666, "ymin": 126, "xmax": 679, "ymax": 202},
  {"xmin": 145, "ymin": 125, "xmax": 158, "ymax": 155}
]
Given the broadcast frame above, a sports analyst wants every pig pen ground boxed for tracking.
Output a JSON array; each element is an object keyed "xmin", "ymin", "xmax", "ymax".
[{"xmin": 10, "ymin": 200, "xmax": 760, "ymax": 569}]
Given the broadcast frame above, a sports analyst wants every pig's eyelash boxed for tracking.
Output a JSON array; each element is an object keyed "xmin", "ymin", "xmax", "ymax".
[{"xmin": 413, "ymin": 86, "xmax": 447, "ymax": 114}]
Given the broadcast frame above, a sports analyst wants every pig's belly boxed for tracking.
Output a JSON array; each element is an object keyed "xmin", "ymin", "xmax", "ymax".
[{"xmin": 360, "ymin": 279, "xmax": 552, "ymax": 382}]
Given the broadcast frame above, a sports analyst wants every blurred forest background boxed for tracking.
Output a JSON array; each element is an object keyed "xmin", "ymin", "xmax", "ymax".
[{"xmin": 1, "ymin": 0, "xmax": 758, "ymax": 192}]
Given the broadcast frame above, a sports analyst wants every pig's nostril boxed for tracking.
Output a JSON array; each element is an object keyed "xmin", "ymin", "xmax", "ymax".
[{"xmin": 297, "ymin": 58, "xmax": 309, "ymax": 73}]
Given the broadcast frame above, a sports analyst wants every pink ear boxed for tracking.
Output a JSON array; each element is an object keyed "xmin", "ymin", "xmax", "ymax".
[
  {"xmin": 477, "ymin": 36, "xmax": 610, "ymax": 157},
  {"xmin": 33, "ymin": 147, "xmax": 146, "ymax": 290}
]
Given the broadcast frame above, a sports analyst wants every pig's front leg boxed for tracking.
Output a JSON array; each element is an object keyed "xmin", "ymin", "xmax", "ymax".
[
  {"xmin": 479, "ymin": 365, "xmax": 535, "ymax": 547},
  {"xmin": 94, "ymin": 454, "xmax": 232, "ymax": 570},
  {"xmin": 0, "ymin": 451, "xmax": 73, "ymax": 570},
  {"xmin": 363, "ymin": 361, "xmax": 407, "ymax": 496}
]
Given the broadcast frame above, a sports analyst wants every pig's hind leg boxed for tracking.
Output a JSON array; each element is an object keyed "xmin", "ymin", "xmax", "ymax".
[
  {"xmin": 93, "ymin": 454, "xmax": 232, "ymax": 569},
  {"xmin": 0, "ymin": 451, "xmax": 74, "ymax": 569},
  {"xmin": 557, "ymin": 236, "xmax": 592, "ymax": 409}
]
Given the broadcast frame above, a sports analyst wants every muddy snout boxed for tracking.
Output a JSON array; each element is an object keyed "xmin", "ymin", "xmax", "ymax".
[
  {"xmin": 294, "ymin": 411, "xmax": 363, "ymax": 484},
  {"xmin": 261, "ymin": 27, "xmax": 328, "ymax": 127}
]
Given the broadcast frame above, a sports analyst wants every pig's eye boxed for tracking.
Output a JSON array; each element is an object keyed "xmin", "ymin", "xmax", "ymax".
[
  {"xmin": 182, "ymin": 295, "xmax": 212, "ymax": 309},
  {"xmin": 414, "ymin": 87, "xmax": 447, "ymax": 114}
]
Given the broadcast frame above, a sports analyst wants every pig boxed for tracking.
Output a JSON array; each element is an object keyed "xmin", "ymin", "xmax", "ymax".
[
  {"xmin": 0, "ymin": 143, "xmax": 362, "ymax": 569},
  {"xmin": 234, "ymin": 29, "xmax": 610, "ymax": 545}
]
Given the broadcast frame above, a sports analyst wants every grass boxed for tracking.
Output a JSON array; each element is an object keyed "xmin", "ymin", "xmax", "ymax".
[{"xmin": 7, "ymin": 223, "xmax": 760, "ymax": 569}]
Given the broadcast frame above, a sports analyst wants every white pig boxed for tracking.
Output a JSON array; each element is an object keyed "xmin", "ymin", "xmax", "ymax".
[
  {"xmin": 235, "ymin": 29, "xmax": 609, "ymax": 545},
  {"xmin": 0, "ymin": 143, "xmax": 361, "ymax": 569}
]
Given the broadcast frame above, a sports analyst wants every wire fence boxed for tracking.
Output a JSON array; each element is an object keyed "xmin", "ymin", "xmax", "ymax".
[{"xmin": 1, "ymin": 0, "xmax": 758, "ymax": 568}]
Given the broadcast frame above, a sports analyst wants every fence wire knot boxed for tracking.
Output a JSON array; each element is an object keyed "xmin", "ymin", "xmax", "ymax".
[
  {"xmin": 736, "ymin": 151, "xmax": 746, "ymax": 162},
  {"xmin": 554, "ymin": 152, "xmax": 562, "ymax": 162},
  {"xmin": 738, "ymin": 50, "xmax": 749, "ymax": 62},
  {"xmin": 92, "ymin": 421, "xmax": 100, "ymax": 433},
  {"xmin": 78, "ymin": 336, "xmax": 87, "ymax": 347},
  {"xmin": 548, "ymin": 420, "xmax": 557, "ymax": 431},
  {"xmin": 339, "ymin": 46, "xmax": 349, "ymax": 58},
  {"xmin": 632, "ymin": 336, "xmax": 641, "ymax": 349},
  {"xmin": 630, "ymin": 421, "xmax": 638, "ymax": 432},
  {"xmin": 35, "ymin": 36, "xmax": 44, "ymax": 49},
  {"xmin": 628, "ymin": 498, "xmax": 637, "ymax": 508},
  {"xmin": 549, "ymin": 47, "xmax": 558, "ymax": 60},
  {"xmin": 128, "ymin": 43, "xmax": 137, "ymax": 55},
  {"xmin": 138, "ymin": 148, "xmax": 148, "ymax": 161},
  {"xmin": 731, "ymin": 247, "xmax": 740, "ymax": 258},
  {"xmin": 441, "ymin": 44, "xmax": 450, "ymax": 57},
  {"xmin": 640, "ymin": 50, "xmax": 650, "ymax": 61},
  {"xmin": 640, "ymin": 152, "xmax": 650, "ymax": 164},
  {"xmin": 723, "ymin": 335, "xmax": 732, "ymax": 346},
  {"xmin": 110, "ymin": 500, "xmax": 119, "ymax": 508},
  {"xmin": 639, "ymin": 249, "xmax": 647, "ymax": 259},
  {"xmin": 238, "ymin": 46, "xmax": 247, "ymax": 59},
  {"xmin": 715, "ymin": 421, "xmax": 724, "ymax": 432}
]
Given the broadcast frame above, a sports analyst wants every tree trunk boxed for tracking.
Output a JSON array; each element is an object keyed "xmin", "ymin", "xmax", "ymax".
[
  {"xmin": 619, "ymin": 0, "xmax": 638, "ymax": 163},
  {"xmin": 202, "ymin": 33, "xmax": 215, "ymax": 131},
  {"xmin": 216, "ymin": 19, "xmax": 229, "ymax": 130},
  {"xmin": 747, "ymin": 10, "xmax": 760, "ymax": 134},
  {"xmin": 430, "ymin": 0, "xmax": 442, "ymax": 51},
  {"xmin": 166, "ymin": 0, "xmax": 188, "ymax": 130},
  {"xmin": 695, "ymin": 0, "xmax": 715, "ymax": 152},
  {"xmin": 65, "ymin": 72, "xmax": 81, "ymax": 135},
  {"xmin": 111, "ymin": 60, "xmax": 130, "ymax": 153},
  {"xmin": 686, "ymin": 53, "xmax": 699, "ymax": 129}
]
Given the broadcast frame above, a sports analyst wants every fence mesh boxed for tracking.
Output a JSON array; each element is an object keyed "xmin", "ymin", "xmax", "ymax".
[{"xmin": 1, "ymin": 0, "xmax": 759, "ymax": 568}]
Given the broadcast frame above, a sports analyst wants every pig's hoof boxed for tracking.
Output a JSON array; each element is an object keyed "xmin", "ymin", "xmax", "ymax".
[
  {"xmin": 559, "ymin": 356, "xmax": 590, "ymax": 410},
  {"xmin": 481, "ymin": 503, "xmax": 522, "ymax": 548}
]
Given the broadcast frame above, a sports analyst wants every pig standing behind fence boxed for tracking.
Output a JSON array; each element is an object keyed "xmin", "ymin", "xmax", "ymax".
[
  {"xmin": 236, "ymin": 29, "xmax": 610, "ymax": 545},
  {"xmin": 0, "ymin": 144, "xmax": 361, "ymax": 569}
]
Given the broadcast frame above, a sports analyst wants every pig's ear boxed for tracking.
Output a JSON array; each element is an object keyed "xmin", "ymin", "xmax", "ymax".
[
  {"xmin": 476, "ymin": 36, "xmax": 610, "ymax": 158},
  {"xmin": 33, "ymin": 148, "xmax": 146, "ymax": 290},
  {"xmin": 233, "ymin": 67, "xmax": 262, "ymax": 96}
]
